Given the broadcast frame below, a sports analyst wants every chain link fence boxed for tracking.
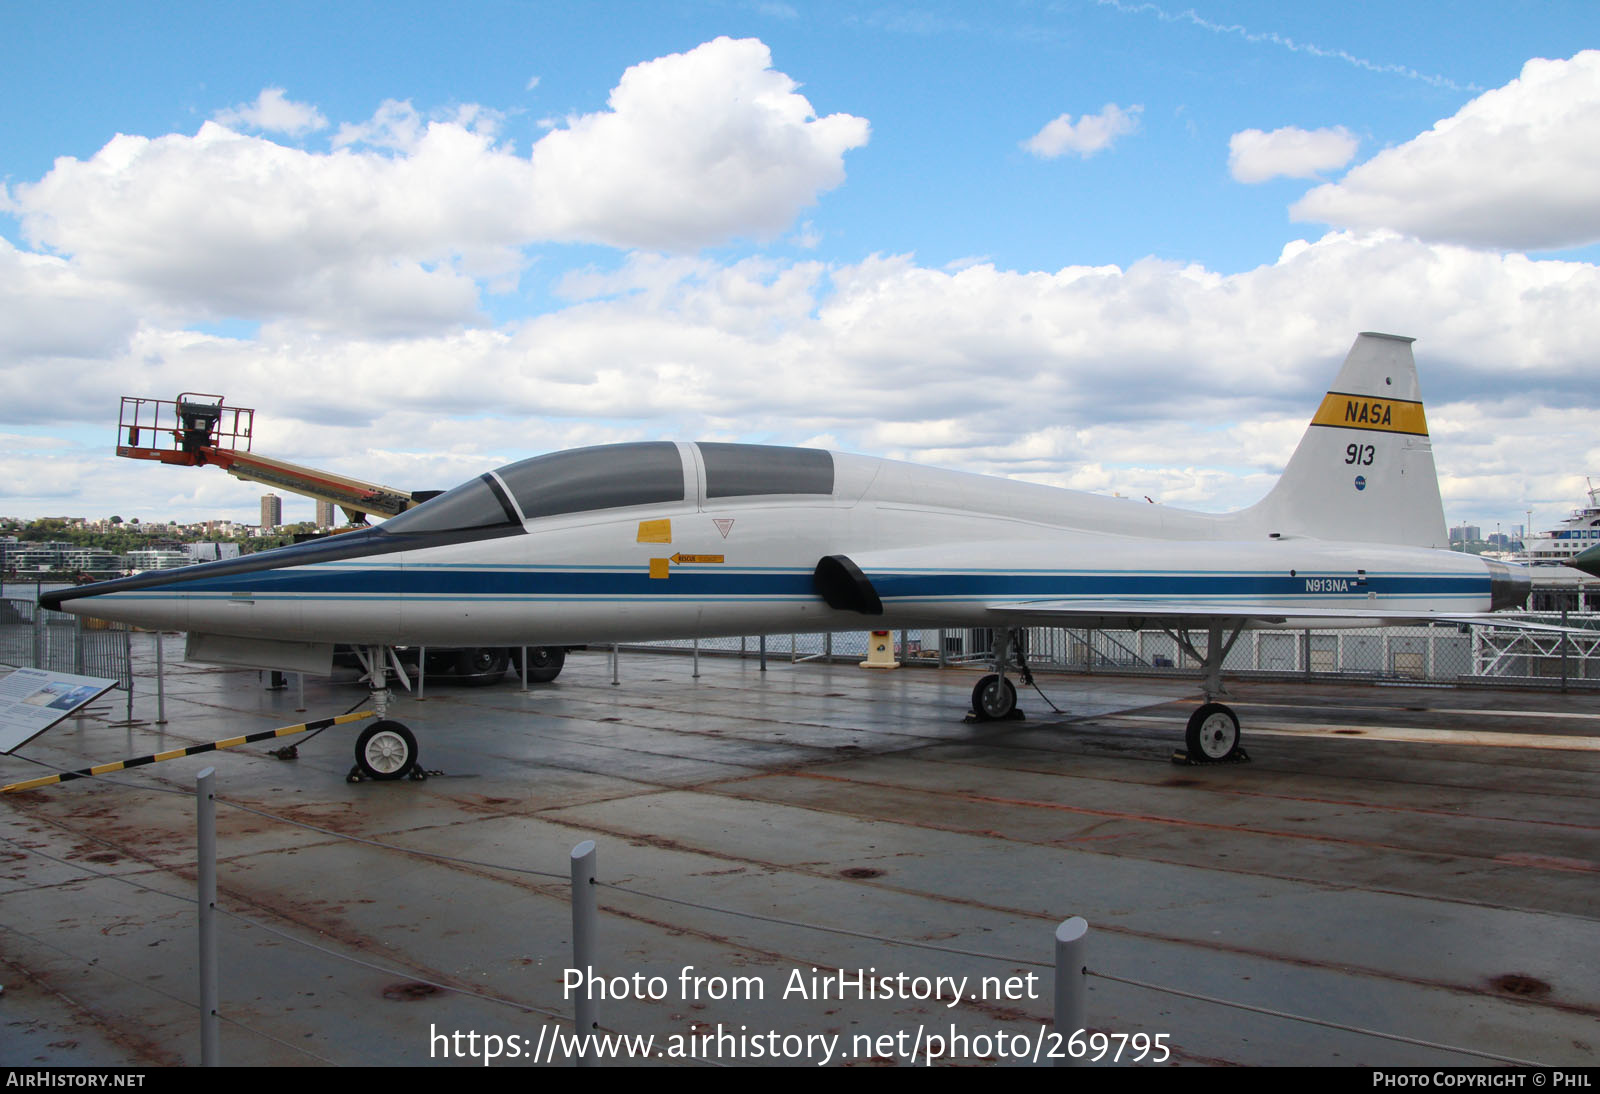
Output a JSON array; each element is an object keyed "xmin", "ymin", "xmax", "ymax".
[
  {"xmin": 631, "ymin": 615, "xmax": 1600, "ymax": 690},
  {"xmin": 1, "ymin": 584, "xmax": 133, "ymax": 693}
]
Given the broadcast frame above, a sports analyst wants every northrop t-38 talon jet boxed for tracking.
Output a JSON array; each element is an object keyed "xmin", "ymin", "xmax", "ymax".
[{"xmin": 42, "ymin": 333, "xmax": 1540, "ymax": 779}]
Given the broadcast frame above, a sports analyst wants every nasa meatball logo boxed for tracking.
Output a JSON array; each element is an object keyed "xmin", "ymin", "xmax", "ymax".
[{"xmin": 1354, "ymin": 475, "xmax": 1367, "ymax": 491}]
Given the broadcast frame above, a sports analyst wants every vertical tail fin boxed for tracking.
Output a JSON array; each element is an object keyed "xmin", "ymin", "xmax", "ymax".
[{"xmin": 1237, "ymin": 333, "xmax": 1448, "ymax": 548}]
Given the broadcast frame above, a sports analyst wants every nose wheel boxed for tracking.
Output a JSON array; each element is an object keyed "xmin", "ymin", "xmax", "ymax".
[{"xmin": 350, "ymin": 720, "xmax": 422, "ymax": 781}]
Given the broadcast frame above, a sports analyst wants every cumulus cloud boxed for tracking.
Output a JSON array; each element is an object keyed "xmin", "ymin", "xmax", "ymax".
[
  {"xmin": 11, "ymin": 122, "xmax": 505, "ymax": 335},
  {"xmin": 1022, "ymin": 103, "xmax": 1142, "ymax": 159},
  {"xmin": 213, "ymin": 87, "xmax": 328, "ymax": 136},
  {"xmin": 1229, "ymin": 125, "xmax": 1358, "ymax": 182},
  {"xmin": 5, "ymin": 38, "xmax": 869, "ymax": 332},
  {"xmin": 3, "ymin": 41, "xmax": 1594, "ymax": 529},
  {"xmin": 331, "ymin": 98, "xmax": 429, "ymax": 151},
  {"xmin": 0, "ymin": 238, "xmax": 139, "ymax": 360},
  {"xmin": 524, "ymin": 37, "xmax": 868, "ymax": 249},
  {"xmin": 1291, "ymin": 51, "xmax": 1600, "ymax": 249},
  {"xmin": 7, "ymin": 230, "xmax": 1596, "ymax": 525}
]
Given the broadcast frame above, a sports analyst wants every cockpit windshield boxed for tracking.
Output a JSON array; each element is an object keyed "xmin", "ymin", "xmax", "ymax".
[
  {"xmin": 381, "ymin": 474, "xmax": 517, "ymax": 536},
  {"xmin": 382, "ymin": 442, "xmax": 685, "ymax": 535}
]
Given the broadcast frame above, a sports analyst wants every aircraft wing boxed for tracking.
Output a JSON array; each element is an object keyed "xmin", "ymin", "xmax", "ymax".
[
  {"xmin": 985, "ymin": 599, "xmax": 1587, "ymax": 634},
  {"xmin": 988, "ymin": 599, "xmax": 1411, "ymax": 627},
  {"xmin": 830, "ymin": 533, "xmax": 1543, "ymax": 633}
]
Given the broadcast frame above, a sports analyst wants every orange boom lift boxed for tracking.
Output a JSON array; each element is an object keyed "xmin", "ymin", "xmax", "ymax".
[{"xmin": 115, "ymin": 394, "xmax": 427, "ymax": 522}]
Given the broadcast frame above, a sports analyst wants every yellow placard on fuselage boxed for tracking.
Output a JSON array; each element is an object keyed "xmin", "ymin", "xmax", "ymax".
[
  {"xmin": 637, "ymin": 519, "xmax": 672, "ymax": 543},
  {"xmin": 1310, "ymin": 391, "xmax": 1429, "ymax": 436}
]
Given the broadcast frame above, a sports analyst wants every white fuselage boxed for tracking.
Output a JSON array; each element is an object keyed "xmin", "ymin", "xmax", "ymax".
[{"xmin": 59, "ymin": 448, "xmax": 1502, "ymax": 647}]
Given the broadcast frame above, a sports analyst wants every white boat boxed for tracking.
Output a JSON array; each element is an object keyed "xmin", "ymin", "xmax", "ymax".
[{"xmin": 1516, "ymin": 478, "xmax": 1600, "ymax": 566}]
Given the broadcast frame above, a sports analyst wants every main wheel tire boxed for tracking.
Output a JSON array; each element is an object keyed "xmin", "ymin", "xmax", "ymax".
[
  {"xmin": 454, "ymin": 647, "xmax": 510, "ymax": 685},
  {"xmin": 356, "ymin": 720, "xmax": 418, "ymax": 780},
  {"xmin": 971, "ymin": 674, "xmax": 1018, "ymax": 721},
  {"xmin": 520, "ymin": 646, "xmax": 566, "ymax": 683},
  {"xmin": 1185, "ymin": 702, "xmax": 1241, "ymax": 762}
]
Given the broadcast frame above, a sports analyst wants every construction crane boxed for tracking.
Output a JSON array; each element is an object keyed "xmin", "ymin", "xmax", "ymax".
[{"xmin": 116, "ymin": 394, "xmax": 427, "ymax": 523}]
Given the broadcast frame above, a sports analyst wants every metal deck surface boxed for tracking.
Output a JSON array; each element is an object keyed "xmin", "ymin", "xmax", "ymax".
[{"xmin": 2, "ymin": 635, "xmax": 1597, "ymax": 1067}]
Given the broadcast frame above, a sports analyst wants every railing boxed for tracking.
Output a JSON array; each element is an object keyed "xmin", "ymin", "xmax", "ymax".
[{"xmin": 627, "ymin": 616, "xmax": 1599, "ymax": 689}]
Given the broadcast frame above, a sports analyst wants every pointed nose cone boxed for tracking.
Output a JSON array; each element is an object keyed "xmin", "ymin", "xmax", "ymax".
[
  {"xmin": 36, "ymin": 526, "xmax": 390, "ymax": 619},
  {"xmin": 1569, "ymin": 543, "xmax": 1600, "ymax": 579}
]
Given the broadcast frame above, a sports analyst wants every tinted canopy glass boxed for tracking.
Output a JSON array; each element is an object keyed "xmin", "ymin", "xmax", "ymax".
[
  {"xmin": 698, "ymin": 443, "xmax": 834, "ymax": 498},
  {"xmin": 498, "ymin": 442, "xmax": 684, "ymax": 519},
  {"xmin": 383, "ymin": 443, "xmax": 684, "ymax": 534}
]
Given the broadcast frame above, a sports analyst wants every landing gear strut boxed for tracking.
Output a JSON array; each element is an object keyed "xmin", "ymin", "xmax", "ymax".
[
  {"xmin": 1170, "ymin": 623, "xmax": 1249, "ymax": 764},
  {"xmin": 347, "ymin": 646, "xmax": 424, "ymax": 781}
]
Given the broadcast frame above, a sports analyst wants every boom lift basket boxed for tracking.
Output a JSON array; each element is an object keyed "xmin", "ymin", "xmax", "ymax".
[{"xmin": 118, "ymin": 394, "xmax": 254, "ymax": 466}]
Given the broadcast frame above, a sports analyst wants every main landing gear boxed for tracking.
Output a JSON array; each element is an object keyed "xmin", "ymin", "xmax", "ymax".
[
  {"xmin": 347, "ymin": 646, "xmax": 424, "ymax": 782},
  {"xmin": 962, "ymin": 622, "xmax": 1252, "ymax": 763},
  {"xmin": 969, "ymin": 627, "xmax": 1027, "ymax": 722},
  {"xmin": 1170, "ymin": 623, "xmax": 1249, "ymax": 765}
]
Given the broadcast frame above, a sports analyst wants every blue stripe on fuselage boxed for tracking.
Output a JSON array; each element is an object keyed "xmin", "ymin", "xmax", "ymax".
[{"xmin": 96, "ymin": 565, "xmax": 1489, "ymax": 603}]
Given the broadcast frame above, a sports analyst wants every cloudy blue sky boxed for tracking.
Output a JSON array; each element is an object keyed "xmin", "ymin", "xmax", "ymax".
[{"xmin": 3, "ymin": 1, "xmax": 1598, "ymax": 534}]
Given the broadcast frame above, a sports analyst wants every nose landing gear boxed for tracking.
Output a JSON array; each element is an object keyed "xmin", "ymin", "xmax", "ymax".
[{"xmin": 346, "ymin": 646, "xmax": 425, "ymax": 782}]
